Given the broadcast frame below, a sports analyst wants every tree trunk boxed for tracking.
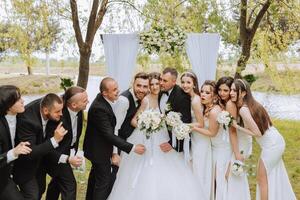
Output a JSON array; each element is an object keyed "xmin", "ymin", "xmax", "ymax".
[
  {"xmin": 77, "ymin": 50, "xmax": 91, "ymax": 89},
  {"xmin": 236, "ymin": 38, "xmax": 252, "ymax": 75},
  {"xmin": 27, "ymin": 65, "xmax": 33, "ymax": 75},
  {"xmin": 46, "ymin": 50, "xmax": 50, "ymax": 76}
]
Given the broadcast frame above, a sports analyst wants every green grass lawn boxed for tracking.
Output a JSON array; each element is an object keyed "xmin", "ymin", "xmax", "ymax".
[{"xmin": 43, "ymin": 119, "xmax": 300, "ymax": 200}]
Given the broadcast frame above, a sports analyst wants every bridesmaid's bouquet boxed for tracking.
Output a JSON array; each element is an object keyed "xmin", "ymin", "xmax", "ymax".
[
  {"xmin": 165, "ymin": 111, "xmax": 182, "ymax": 128},
  {"xmin": 172, "ymin": 123, "xmax": 191, "ymax": 140},
  {"xmin": 137, "ymin": 109, "xmax": 165, "ymax": 139},
  {"xmin": 217, "ymin": 111, "xmax": 234, "ymax": 130},
  {"xmin": 231, "ymin": 160, "xmax": 245, "ymax": 176}
]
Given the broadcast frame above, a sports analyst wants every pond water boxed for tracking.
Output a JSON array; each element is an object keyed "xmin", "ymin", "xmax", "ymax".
[{"xmin": 23, "ymin": 76, "xmax": 300, "ymax": 121}]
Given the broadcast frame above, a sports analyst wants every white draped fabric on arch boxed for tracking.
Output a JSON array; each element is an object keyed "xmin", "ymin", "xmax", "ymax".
[
  {"xmin": 102, "ymin": 33, "xmax": 140, "ymax": 92},
  {"xmin": 101, "ymin": 33, "xmax": 220, "ymax": 91},
  {"xmin": 185, "ymin": 33, "xmax": 220, "ymax": 86}
]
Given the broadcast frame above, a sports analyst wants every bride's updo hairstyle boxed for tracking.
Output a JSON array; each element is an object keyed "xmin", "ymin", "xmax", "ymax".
[
  {"xmin": 148, "ymin": 72, "xmax": 161, "ymax": 83},
  {"xmin": 233, "ymin": 79, "xmax": 272, "ymax": 135},
  {"xmin": 180, "ymin": 71, "xmax": 200, "ymax": 96}
]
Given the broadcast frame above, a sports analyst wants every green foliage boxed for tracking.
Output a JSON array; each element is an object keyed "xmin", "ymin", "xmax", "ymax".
[
  {"xmin": 0, "ymin": 0, "xmax": 63, "ymax": 74},
  {"xmin": 243, "ymin": 74, "xmax": 257, "ymax": 86},
  {"xmin": 60, "ymin": 77, "xmax": 74, "ymax": 91}
]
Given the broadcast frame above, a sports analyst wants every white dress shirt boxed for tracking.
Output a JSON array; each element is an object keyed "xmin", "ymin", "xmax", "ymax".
[
  {"xmin": 5, "ymin": 114, "xmax": 18, "ymax": 163},
  {"xmin": 159, "ymin": 87, "xmax": 173, "ymax": 114},
  {"xmin": 68, "ymin": 108, "xmax": 78, "ymax": 146},
  {"xmin": 40, "ymin": 113, "xmax": 59, "ymax": 149},
  {"xmin": 58, "ymin": 108, "xmax": 79, "ymax": 164}
]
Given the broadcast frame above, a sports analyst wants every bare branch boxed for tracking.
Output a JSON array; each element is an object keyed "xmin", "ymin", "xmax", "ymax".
[
  {"xmin": 70, "ymin": 0, "xmax": 84, "ymax": 48},
  {"xmin": 250, "ymin": 0, "xmax": 271, "ymax": 38},
  {"xmin": 174, "ymin": 0, "xmax": 188, "ymax": 9},
  {"xmin": 247, "ymin": 3, "xmax": 262, "ymax": 27},
  {"xmin": 108, "ymin": 0, "xmax": 157, "ymax": 21}
]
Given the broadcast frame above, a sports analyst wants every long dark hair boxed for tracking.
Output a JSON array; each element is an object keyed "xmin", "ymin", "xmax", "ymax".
[
  {"xmin": 200, "ymin": 80, "xmax": 218, "ymax": 117},
  {"xmin": 233, "ymin": 79, "xmax": 272, "ymax": 135},
  {"xmin": 0, "ymin": 85, "xmax": 21, "ymax": 116},
  {"xmin": 216, "ymin": 76, "xmax": 234, "ymax": 107},
  {"xmin": 180, "ymin": 71, "xmax": 200, "ymax": 96}
]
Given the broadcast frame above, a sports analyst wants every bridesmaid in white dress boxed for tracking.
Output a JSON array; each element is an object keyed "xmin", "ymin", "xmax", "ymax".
[
  {"xmin": 230, "ymin": 79, "xmax": 296, "ymax": 200},
  {"xmin": 192, "ymin": 80, "xmax": 231, "ymax": 200},
  {"xmin": 180, "ymin": 72, "xmax": 210, "ymax": 198},
  {"xmin": 216, "ymin": 77, "xmax": 251, "ymax": 200}
]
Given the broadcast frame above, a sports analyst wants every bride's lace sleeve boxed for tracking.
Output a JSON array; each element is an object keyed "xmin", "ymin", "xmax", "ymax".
[{"xmin": 131, "ymin": 97, "xmax": 149, "ymax": 128}]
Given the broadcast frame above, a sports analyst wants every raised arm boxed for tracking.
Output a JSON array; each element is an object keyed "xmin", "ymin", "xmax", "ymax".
[
  {"xmin": 226, "ymin": 101, "xmax": 243, "ymax": 160},
  {"xmin": 191, "ymin": 95, "xmax": 204, "ymax": 128},
  {"xmin": 233, "ymin": 106, "xmax": 262, "ymax": 137},
  {"xmin": 192, "ymin": 106, "xmax": 221, "ymax": 137},
  {"xmin": 92, "ymin": 109, "xmax": 133, "ymax": 154}
]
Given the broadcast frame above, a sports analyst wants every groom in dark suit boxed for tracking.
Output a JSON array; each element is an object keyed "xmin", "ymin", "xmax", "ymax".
[
  {"xmin": 159, "ymin": 67, "xmax": 192, "ymax": 152},
  {"xmin": 83, "ymin": 77, "xmax": 145, "ymax": 200}
]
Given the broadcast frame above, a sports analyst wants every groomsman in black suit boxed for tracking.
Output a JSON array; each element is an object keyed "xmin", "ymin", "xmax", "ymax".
[
  {"xmin": 116, "ymin": 72, "xmax": 149, "ymax": 141},
  {"xmin": 45, "ymin": 86, "xmax": 88, "ymax": 200},
  {"xmin": 0, "ymin": 85, "xmax": 32, "ymax": 200},
  {"xmin": 83, "ymin": 77, "xmax": 146, "ymax": 200},
  {"xmin": 159, "ymin": 67, "xmax": 192, "ymax": 152},
  {"xmin": 13, "ymin": 93, "xmax": 68, "ymax": 200}
]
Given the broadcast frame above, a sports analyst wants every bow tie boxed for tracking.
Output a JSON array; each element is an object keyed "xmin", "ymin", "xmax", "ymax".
[{"xmin": 161, "ymin": 91, "xmax": 169, "ymax": 96}]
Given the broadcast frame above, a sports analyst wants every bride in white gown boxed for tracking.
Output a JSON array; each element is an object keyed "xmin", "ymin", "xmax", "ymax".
[
  {"xmin": 108, "ymin": 72, "xmax": 203, "ymax": 200},
  {"xmin": 230, "ymin": 79, "xmax": 296, "ymax": 200}
]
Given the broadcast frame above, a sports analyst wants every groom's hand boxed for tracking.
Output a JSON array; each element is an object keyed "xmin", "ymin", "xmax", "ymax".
[
  {"xmin": 111, "ymin": 153, "xmax": 121, "ymax": 166},
  {"xmin": 160, "ymin": 142, "xmax": 172, "ymax": 153},
  {"xmin": 134, "ymin": 144, "xmax": 146, "ymax": 155}
]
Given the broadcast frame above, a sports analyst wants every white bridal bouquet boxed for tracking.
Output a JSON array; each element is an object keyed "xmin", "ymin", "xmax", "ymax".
[
  {"xmin": 172, "ymin": 123, "xmax": 191, "ymax": 140},
  {"xmin": 217, "ymin": 111, "xmax": 234, "ymax": 130},
  {"xmin": 137, "ymin": 109, "xmax": 165, "ymax": 139},
  {"xmin": 231, "ymin": 160, "xmax": 245, "ymax": 176},
  {"xmin": 165, "ymin": 111, "xmax": 182, "ymax": 128}
]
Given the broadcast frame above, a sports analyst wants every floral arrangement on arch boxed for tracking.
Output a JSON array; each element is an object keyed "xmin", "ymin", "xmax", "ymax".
[{"xmin": 140, "ymin": 22, "xmax": 187, "ymax": 55}]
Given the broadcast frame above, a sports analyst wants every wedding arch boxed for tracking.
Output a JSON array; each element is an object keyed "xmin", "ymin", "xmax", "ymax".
[{"xmin": 101, "ymin": 32, "xmax": 220, "ymax": 92}]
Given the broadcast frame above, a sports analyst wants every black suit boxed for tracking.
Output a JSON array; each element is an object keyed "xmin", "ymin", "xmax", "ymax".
[
  {"xmin": 45, "ymin": 106, "xmax": 83, "ymax": 200},
  {"xmin": 0, "ymin": 116, "xmax": 24, "ymax": 200},
  {"xmin": 13, "ymin": 99, "xmax": 57, "ymax": 200},
  {"xmin": 159, "ymin": 85, "xmax": 192, "ymax": 152},
  {"xmin": 83, "ymin": 94, "xmax": 133, "ymax": 200}
]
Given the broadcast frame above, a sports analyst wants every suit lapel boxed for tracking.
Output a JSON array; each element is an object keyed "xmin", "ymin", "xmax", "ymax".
[
  {"xmin": 99, "ymin": 94, "xmax": 116, "ymax": 124},
  {"xmin": 167, "ymin": 85, "xmax": 178, "ymax": 109},
  {"xmin": 63, "ymin": 107, "xmax": 73, "ymax": 136}
]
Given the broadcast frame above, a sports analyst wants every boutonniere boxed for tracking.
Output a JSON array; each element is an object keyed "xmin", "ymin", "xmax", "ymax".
[{"xmin": 165, "ymin": 103, "xmax": 172, "ymax": 112}]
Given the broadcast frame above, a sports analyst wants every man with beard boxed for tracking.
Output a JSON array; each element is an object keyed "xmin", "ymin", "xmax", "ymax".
[
  {"xmin": 13, "ymin": 93, "xmax": 68, "ymax": 200},
  {"xmin": 45, "ymin": 86, "xmax": 88, "ymax": 200},
  {"xmin": 110, "ymin": 72, "xmax": 149, "ymax": 186}
]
